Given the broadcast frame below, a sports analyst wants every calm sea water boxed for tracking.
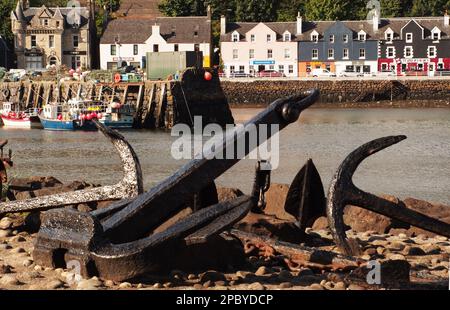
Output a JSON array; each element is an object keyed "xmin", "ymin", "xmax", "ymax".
[{"xmin": 1, "ymin": 108, "xmax": 449, "ymax": 205}]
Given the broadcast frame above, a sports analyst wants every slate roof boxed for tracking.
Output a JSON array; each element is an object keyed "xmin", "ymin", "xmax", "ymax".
[
  {"xmin": 100, "ymin": 16, "xmax": 211, "ymax": 44},
  {"xmin": 20, "ymin": 6, "xmax": 91, "ymax": 29},
  {"xmin": 222, "ymin": 17, "xmax": 449, "ymax": 42}
]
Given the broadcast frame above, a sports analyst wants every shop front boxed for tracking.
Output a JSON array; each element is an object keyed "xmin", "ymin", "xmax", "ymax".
[
  {"xmin": 298, "ymin": 61, "xmax": 336, "ymax": 77},
  {"xmin": 378, "ymin": 58, "xmax": 450, "ymax": 76}
]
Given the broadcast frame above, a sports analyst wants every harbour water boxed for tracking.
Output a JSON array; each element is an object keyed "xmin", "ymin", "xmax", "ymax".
[{"xmin": 1, "ymin": 108, "xmax": 449, "ymax": 205}]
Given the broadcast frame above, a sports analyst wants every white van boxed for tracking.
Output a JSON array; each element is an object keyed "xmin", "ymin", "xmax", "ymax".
[{"xmin": 311, "ymin": 69, "xmax": 336, "ymax": 77}]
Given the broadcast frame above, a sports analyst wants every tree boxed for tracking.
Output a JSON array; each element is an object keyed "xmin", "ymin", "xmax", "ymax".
[
  {"xmin": 381, "ymin": 0, "xmax": 403, "ymax": 17},
  {"xmin": 0, "ymin": 0, "xmax": 16, "ymax": 42},
  {"xmin": 235, "ymin": 0, "xmax": 278, "ymax": 22},
  {"xmin": 277, "ymin": 0, "xmax": 305, "ymax": 22},
  {"xmin": 304, "ymin": 0, "xmax": 355, "ymax": 20}
]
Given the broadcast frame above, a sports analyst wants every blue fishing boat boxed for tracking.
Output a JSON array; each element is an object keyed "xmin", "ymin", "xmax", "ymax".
[
  {"xmin": 39, "ymin": 102, "xmax": 97, "ymax": 131},
  {"xmin": 99, "ymin": 102, "xmax": 135, "ymax": 129}
]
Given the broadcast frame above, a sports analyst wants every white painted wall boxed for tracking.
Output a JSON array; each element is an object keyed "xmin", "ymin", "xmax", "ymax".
[{"xmin": 221, "ymin": 23, "xmax": 298, "ymax": 77}]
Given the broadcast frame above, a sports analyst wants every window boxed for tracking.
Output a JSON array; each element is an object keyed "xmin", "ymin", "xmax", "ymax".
[
  {"xmin": 49, "ymin": 35, "xmax": 54, "ymax": 48},
  {"xmin": 232, "ymin": 32, "xmax": 239, "ymax": 42},
  {"xmin": 249, "ymin": 65, "xmax": 255, "ymax": 74},
  {"xmin": 56, "ymin": 21, "xmax": 60, "ymax": 28},
  {"xmin": 174, "ymin": 44, "xmax": 179, "ymax": 52},
  {"xmin": 239, "ymin": 65, "xmax": 245, "ymax": 73},
  {"xmin": 267, "ymin": 34, "xmax": 272, "ymax": 42},
  {"xmin": 110, "ymin": 45, "xmax": 116, "ymax": 56},
  {"xmin": 73, "ymin": 35, "xmax": 79, "ymax": 48},
  {"xmin": 428, "ymin": 46, "xmax": 437, "ymax": 58},
  {"xmin": 133, "ymin": 45, "xmax": 138, "ymax": 56},
  {"xmin": 387, "ymin": 47, "xmax": 395, "ymax": 58},
  {"xmin": 43, "ymin": 19, "xmax": 49, "ymax": 26},
  {"xmin": 153, "ymin": 44, "xmax": 159, "ymax": 52},
  {"xmin": 71, "ymin": 56, "xmax": 81, "ymax": 69},
  {"xmin": 49, "ymin": 56, "xmax": 57, "ymax": 66},
  {"xmin": 279, "ymin": 65, "xmax": 284, "ymax": 73},
  {"xmin": 250, "ymin": 34, "xmax": 255, "ymax": 42},
  {"xmin": 289, "ymin": 65, "xmax": 294, "ymax": 74},
  {"xmin": 343, "ymin": 48, "xmax": 349, "ymax": 59},
  {"xmin": 406, "ymin": 33, "xmax": 413, "ymax": 43},
  {"xmin": 358, "ymin": 32, "xmax": 366, "ymax": 41},
  {"xmin": 230, "ymin": 66, "xmax": 235, "ymax": 73},
  {"xmin": 328, "ymin": 48, "xmax": 334, "ymax": 59},
  {"xmin": 249, "ymin": 49, "xmax": 255, "ymax": 59},
  {"xmin": 404, "ymin": 46, "xmax": 413, "ymax": 58},
  {"xmin": 311, "ymin": 34, "xmax": 318, "ymax": 42},
  {"xmin": 386, "ymin": 32, "xmax": 393, "ymax": 42},
  {"xmin": 267, "ymin": 49, "xmax": 273, "ymax": 58},
  {"xmin": 343, "ymin": 34, "xmax": 348, "ymax": 43},
  {"xmin": 284, "ymin": 49, "xmax": 291, "ymax": 59},
  {"xmin": 194, "ymin": 44, "xmax": 200, "ymax": 52},
  {"xmin": 194, "ymin": 31, "xmax": 198, "ymax": 37},
  {"xmin": 26, "ymin": 56, "xmax": 42, "ymax": 70},
  {"xmin": 359, "ymin": 48, "xmax": 366, "ymax": 59},
  {"xmin": 269, "ymin": 65, "xmax": 275, "ymax": 70},
  {"xmin": 329, "ymin": 35, "xmax": 334, "ymax": 43},
  {"xmin": 31, "ymin": 35, "xmax": 37, "ymax": 48},
  {"xmin": 381, "ymin": 63, "xmax": 388, "ymax": 72},
  {"xmin": 284, "ymin": 32, "xmax": 291, "ymax": 42},
  {"xmin": 432, "ymin": 31, "xmax": 440, "ymax": 41},
  {"xmin": 312, "ymin": 49, "xmax": 318, "ymax": 59},
  {"xmin": 233, "ymin": 49, "xmax": 238, "ymax": 59}
]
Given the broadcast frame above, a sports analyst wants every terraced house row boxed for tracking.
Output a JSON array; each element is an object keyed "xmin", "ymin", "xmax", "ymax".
[{"xmin": 220, "ymin": 12, "xmax": 450, "ymax": 77}]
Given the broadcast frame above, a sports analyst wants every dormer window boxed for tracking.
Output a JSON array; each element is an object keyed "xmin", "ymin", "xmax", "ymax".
[
  {"xmin": 385, "ymin": 29, "xmax": 394, "ymax": 42},
  {"xmin": 358, "ymin": 31, "xmax": 366, "ymax": 41},
  {"xmin": 283, "ymin": 31, "xmax": 291, "ymax": 42},
  {"xmin": 232, "ymin": 32, "xmax": 239, "ymax": 42},
  {"xmin": 406, "ymin": 33, "xmax": 413, "ymax": 43},
  {"xmin": 431, "ymin": 27, "xmax": 441, "ymax": 41},
  {"xmin": 311, "ymin": 30, "xmax": 319, "ymax": 42}
]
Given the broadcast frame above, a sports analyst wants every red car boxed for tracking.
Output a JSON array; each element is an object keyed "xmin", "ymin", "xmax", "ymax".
[{"xmin": 256, "ymin": 70, "xmax": 285, "ymax": 78}]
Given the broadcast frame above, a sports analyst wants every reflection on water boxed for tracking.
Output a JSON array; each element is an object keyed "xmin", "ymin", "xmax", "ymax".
[{"xmin": 1, "ymin": 108, "xmax": 449, "ymax": 204}]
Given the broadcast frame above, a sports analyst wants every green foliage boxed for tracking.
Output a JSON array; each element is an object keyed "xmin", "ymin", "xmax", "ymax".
[{"xmin": 0, "ymin": 0, "xmax": 15, "ymax": 42}]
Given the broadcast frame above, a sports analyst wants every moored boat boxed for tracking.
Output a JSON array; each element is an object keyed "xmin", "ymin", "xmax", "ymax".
[
  {"xmin": 99, "ymin": 102, "xmax": 135, "ymax": 129},
  {"xmin": 0, "ymin": 102, "xmax": 42, "ymax": 129},
  {"xmin": 39, "ymin": 102, "xmax": 97, "ymax": 131}
]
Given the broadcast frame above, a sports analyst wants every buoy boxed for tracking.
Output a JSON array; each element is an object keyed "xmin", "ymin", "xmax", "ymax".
[
  {"xmin": 80, "ymin": 114, "xmax": 86, "ymax": 120},
  {"xmin": 85, "ymin": 114, "xmax": 93, "ymax": 121},
  {"xmin": 69, "ymin": 69, "xmax": 75, "ymax": 76},
  {"xmin": 204, "ymin": 71, "xmax": 213, "ymax": 81},
  {"xmin": 57, "ymin": 114, "xmax": 63, "ymax": 121},
  {"xmin": 91, "ymin": 112, "xmax": 97, "ymax": 119},
  {"xmin": 114, "ymin": 73, "xmax": 122, "ymax": 83},
  {"xmin": 97, "ymin": 113, "xmax": 103, "ymax": 119}
]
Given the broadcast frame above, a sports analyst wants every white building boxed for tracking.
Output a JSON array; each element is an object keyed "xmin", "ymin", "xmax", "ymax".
[
  {"xmin": 100, "ymin": 13, "xmax": 212, "ymax": 70},
  {"xmin": 220, "ymin": 15, "xmax": 300, "ymax": 77}
]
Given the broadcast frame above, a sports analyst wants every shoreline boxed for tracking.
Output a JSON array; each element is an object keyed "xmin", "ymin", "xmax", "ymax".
[{"xmin": 230, "ymin": 99, "xmax": 450, "ymax": 109}]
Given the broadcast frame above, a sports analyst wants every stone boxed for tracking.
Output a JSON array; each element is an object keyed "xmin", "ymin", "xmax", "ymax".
[
  {"xmin": 137, "ymin": 284, "xmax": 144, "ymax": 289},
  {"xmin": 255, "ymin": 266, "xmax": 269, "ymax": 276},
  {"xmin": 119, "ymin": 282, "xmax": 132, "ymax": 289},
  {"xmin": 347, "ymin": 284, "xmax": 366, "ymax": 290},
  {"xmin": 309, "ymin": 283, "xmax": 324, "ymax": 290},
  {"xmin": 421, "ymin": 244, "xmax": 441, "ymax": 255},
  {"xmin": 386, "ymin": 253, "xmax": 406, "ymax": 261},
  {"xmin": 11, "ymin": 247, "xmax": 26, "ymax": 254},
  {"xmin": 333, "ymin": 282, "xmax": 347, "ymax": 290},
  {"xmin": 0, "ymin": 217, "xmax": 13, "ymax": 230},
  {"xmin": 46, "ymin": 279, "xmax": 65, "ymax": 289},
  {"xmin": 217, "ymin": 187, "xmax": 244, "ymax": 203},
  {"xmin": 104, "ymin": 280, "xmax": 115, "ymax": 287},
  {"xmin": 153, "ymin": 283, "xmax": 163, "ymax": 289},
  {"xmin": 22, "ymin": 259, "xmax": 33, "ymax": 267},
  {"xmin": 215, "ymin": 281, "xmax": 227, "ymax": 287},
  {"xmin": 193, "ymin": 284, "xmax": 203, "ymax": 290},
  {"xmin": 279, "ymin": 282, "xmax": 293, "ymax": 289},
  {"xmin": 402, "ymin": 246, "xmax": 426, "ymax": 256},
  {"xmin": 0, "ymin": 229, "xmax": 12, "ymax": 238},
  {"xmin": 199, "ymin": 271, "xmax": 226, "ymax": 283},
  {"xmin": 297, "ymin": 268, "xmax": 314, "ymax": 277},
  {"xmin": 376, "ymin": 247, "xmax": 386, "ymax": 255},
  {"xmin": 278, "ymin": 270, "xmax": 292, "ymax": 281},
  {"xmin": 33, "ymin": 265, "xmax": 44, "ymax": 271},
  {"xmin": 387, "ymin": 242, "xmax": 405, "ymax": 251},
  {"xmin": 187, "ymin": 274, "xmax": 197, "ymax": 280},
  {"xmin": 10, "ymin": 235, "xmax": 26, "ymax": 243},
  {"xmin": 312, "ymin": 217, "xmax": 329, "ymax": 231},
  {"xmin": 247, "ymin": 282, "xmax": 266, "ymax": 290},
  {"xmin": 76, "ymin": 278, "xmax": 103, "ymax": 290},
  {"xmin": 364, "ymin": 248, "xmax": 377, "ymax": 256},
  {"xmin": 163, "ymin": 282, "xmax": 173, "ymax": 288},
  {"xmin": 202, "ymin": 281, "xmax": 213, "ymax": 288},
  {"xmin": 0, "ymin": 274, "xmax": 20, "ymax": 286}
]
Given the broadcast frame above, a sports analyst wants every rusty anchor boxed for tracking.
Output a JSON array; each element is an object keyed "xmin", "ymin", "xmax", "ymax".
[
  {"xmin": 327, "ymin": 136, "xmax": 450, "ymax": 256},
  {"xmin": 32, "ymin": 90, "xmax": 320, "ymax": 281},
  {"xmin": 0, "ymin": 121, "xmax": 143, "ymax": 216}
]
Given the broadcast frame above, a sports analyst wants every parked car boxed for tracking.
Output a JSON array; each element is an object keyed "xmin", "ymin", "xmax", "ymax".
[
  {"xmin": 338, "ymin": 70, "xmax": 364, "ymax": 77},
  {"xmin": 256, "ymin": 70, "xmax": 285, "ymax": 78},
  {"xmin": 311, "ymin": 69, "xmax": 336, "ymax": 77},
  {"xmin": 229, "ymin": 72, "xmax": 252, "ymax": 78}
]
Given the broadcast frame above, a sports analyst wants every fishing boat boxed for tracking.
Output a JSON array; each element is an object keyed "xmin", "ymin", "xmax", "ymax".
[
  {"xmin": 99, "ymin": 102, "xmax": 135, "ymax": 129},
  {"xmin": 0, "ymin": 102, "xmax": 42, "ymax": 129},
  {"xmin": 39, "ymin": 100, "xmax": 97, "ymax": 131}
]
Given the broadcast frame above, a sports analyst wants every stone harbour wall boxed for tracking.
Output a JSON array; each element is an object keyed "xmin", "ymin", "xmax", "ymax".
[{"xmin": 220, "ymin": 79, "xmax": 450, "ymax": 107}]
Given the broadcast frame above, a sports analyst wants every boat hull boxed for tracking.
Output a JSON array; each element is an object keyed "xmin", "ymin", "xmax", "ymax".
[
  {"xmin": 100, "ymin": 120, "xmax": 134, "ymax": 129},
  {"xmin": 0, "ymin": 115, "xmax": 42, "ymax": 129},
  {"xmin": 39, "ymin": 117, "xmax": 97, "ymax": 131}
]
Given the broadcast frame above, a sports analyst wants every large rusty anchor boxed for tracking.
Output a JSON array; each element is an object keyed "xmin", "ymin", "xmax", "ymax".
[
  {"xmin": 33, "ymin": 90, "xmax": 320, "ymax": 281},
  {"xmin": 327, "ymin": 136, "xmax": 450, "ymax": 256},
  {"xmin": 0, "ymin": 122, "xmax": 143, "ymax": 216}
]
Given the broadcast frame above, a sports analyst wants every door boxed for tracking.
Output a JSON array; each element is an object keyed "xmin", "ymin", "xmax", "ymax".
[{"xmin": 428, "ymin": 63, "xmax": 435, "ymax": 77}]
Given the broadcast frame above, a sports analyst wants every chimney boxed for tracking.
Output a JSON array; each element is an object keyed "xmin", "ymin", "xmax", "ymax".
[
  {"xmin": 207, "ymin": 5, "xmax": 211, "ymax": 19},
  {"xmin": 296, "ymin": 12, "xmax": 302, "ymax": 35},
  {"xmin": 445, "ymin": 10, "xmax": 449, "ymax": 27},
  {"xmin": 152, "ymin": 24, "xmax": 160, "ymax": 36},
  {"xmin": 220, "ymin": 15, "xmax": 226, "ymax": 36},
  {"xmin": 373, "ymin": 10, "xmax": 380, "ymax": 32}
]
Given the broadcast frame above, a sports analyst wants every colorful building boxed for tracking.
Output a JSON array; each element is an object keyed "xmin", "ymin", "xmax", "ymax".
[
  {"xmin": 220, "ymin": 15, "xmax": 301, "ymax": 77},
  {"xmin": 377, "ymin": 15, "xmax": 450, "ymax": 76}
]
